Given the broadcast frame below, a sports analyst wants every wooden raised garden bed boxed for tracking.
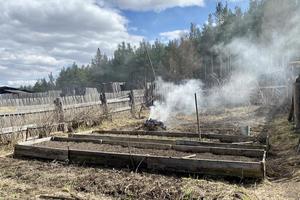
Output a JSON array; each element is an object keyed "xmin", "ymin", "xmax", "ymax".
[{"xmin": 14, "ymin": 135, "xmax": 266, "ymax": 179}]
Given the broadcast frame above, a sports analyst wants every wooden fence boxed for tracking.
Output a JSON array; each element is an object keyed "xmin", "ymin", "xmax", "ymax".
[
  {"xmin": 0, "ymin": 90, "xmax": 62, "ymax": 100},
  {"xmin": 0, "ymin": 89, "xmax": 145, "ymax": 139}
]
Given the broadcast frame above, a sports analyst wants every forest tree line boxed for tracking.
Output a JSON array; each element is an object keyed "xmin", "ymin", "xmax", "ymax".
[{"xmin": 22, "ymin": 0, "xmax": 300, "ymax": 92}]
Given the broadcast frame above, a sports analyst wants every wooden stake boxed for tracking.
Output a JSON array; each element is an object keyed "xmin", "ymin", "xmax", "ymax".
[
  {"xmin": 194, "ymin": 93, "xmax": 201, "ymax": 139},
  {"xmin": 294, "ymin": 83, "xmax": 300, "ymax": 131},
  {"xmin": 182, "ymin": 154, "xmax": 196, "ymax": 159}
]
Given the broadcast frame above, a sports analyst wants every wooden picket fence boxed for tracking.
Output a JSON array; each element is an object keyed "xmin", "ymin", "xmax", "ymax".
[{"xmin": 0, "ymin": 89, "xmax": 145, "ymax": 142}]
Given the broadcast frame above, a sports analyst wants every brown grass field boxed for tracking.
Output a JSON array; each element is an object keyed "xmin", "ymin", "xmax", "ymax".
[{"xmin": 0, "ymin": 107, "xmax": 300, "ymax": 199}]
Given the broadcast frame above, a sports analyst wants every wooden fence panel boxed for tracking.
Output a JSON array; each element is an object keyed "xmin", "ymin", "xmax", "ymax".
[{"xmin": 0, "ymin": 89, "xmax": 146, "ymax": 137}]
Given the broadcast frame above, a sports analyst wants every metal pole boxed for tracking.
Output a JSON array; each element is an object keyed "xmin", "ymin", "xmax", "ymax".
[
  {"xmin": 194, "ymin": 93, "xmax": 201, "ymax": 139},
  {"xmin": 144, "ymin": 43, "xmax": 156, "ymax": 80}
]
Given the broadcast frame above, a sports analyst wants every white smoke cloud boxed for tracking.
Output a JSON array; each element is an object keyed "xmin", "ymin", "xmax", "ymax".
[
  {"xmin": 149, "ymin": 1, "xmax": 300, "ymax": 123},
  {"xmin": 149, "ymin": 78, "xmax": 202, "ymax": 123}
]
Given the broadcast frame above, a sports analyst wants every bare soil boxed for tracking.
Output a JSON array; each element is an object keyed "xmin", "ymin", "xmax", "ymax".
[
  {"xmin": 170, "ymin": 106, "xmax": 270, "ymax": 137},
  {"xmin": 33, "ymin": 141, "xmax": 258, "ymax": 162},
  {"xmin": 91, "ymin": 133, "xmax": 221, "ymax": 143}
]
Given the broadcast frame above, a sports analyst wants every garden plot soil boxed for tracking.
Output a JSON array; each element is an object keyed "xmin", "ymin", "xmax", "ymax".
[
  {"xmin": 168, "ymin": 106, "xmax": 271, "ymax": 137},
  {"xmin": 34, "ymin": 141, "xmax": 258, "ymax": 162},
  {"xmin": 91, "ymin": 133, "xmax": 221, "ymax": 143}
]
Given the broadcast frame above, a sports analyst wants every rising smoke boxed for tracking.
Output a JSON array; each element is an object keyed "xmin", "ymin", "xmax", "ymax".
[
  {"xmin": 149, "ymin": 77, "xmax": 202, "ymax": 123},
  {"xmin": 149, "ymin": 1, "xmax": 300, "ymax": 123}
]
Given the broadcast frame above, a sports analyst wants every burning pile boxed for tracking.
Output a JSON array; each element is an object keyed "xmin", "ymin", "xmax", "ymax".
[{"xmin": 143, "ymin": 118, "xmax": 166, "ymax": 131}]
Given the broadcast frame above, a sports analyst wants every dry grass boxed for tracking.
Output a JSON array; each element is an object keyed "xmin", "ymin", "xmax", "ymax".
[
  {"xmin": 1, "ymin": 106, "xmax": 300, "ymax": 199},
  {"xmin": 266, "ymin": 116, "xmax": 300, "ymax": 180},
  {"xmin": 95, "ymin": 110, "xmax": 148, "ymax": 131},
  {"xmin": 0, "ymin": 157, "xmax": 260, "ymax": 200}
]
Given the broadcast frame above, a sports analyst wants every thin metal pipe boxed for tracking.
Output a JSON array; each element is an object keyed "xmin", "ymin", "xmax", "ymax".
[{"xmin": 194, "ymin": 93, "xmax": 201, "ymax": 139}]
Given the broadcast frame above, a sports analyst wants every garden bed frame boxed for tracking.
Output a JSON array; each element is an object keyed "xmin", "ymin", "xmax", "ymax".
[
  {"xmin": 92, "ymin": 130, "xmax": 268, "ymax": 144},
  {"xmin": 69, "ymin": 133, "xmax": 267, "ymax": 150},
  {"xmin": 14, "ymin": 136, "xmax": 266, "ymax": 179}
]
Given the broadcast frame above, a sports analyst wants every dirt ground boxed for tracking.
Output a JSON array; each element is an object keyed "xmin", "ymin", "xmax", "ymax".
[
  {"xmin": 34, "ymin": 141, "xmax": 257, "ymax": 162},
  {"xmin": 1, "ymin": 106, "xmax": 300, "ymax": 199}
]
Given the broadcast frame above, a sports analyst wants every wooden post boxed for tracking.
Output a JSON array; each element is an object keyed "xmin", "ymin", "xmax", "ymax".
[
  {"xmin": 129, "ymin": 90, "xmax": 135, "ymax": 117},
  {"xmin": 294, "ymin": 83, "xmax": 300, "ymax": 131},
  {"xmin": 54, "ymin": 97, "xmax": 65, "ymax": 132},
  {"xmin": 25, "ymin": 128, "xmax": 29, "ymax": 141},
  {"xmin": 194, "ymin": 93, "xmax": 201, "ymax": 139},
  {"xmin": 100, "ymin": 92, "xmax": 108, "ymax": 115}
]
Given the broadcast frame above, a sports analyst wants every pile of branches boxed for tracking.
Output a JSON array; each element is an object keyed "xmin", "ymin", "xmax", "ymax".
[{"xmin": 143, "ymin": 119, "xmax": 166, "ymax": 131}]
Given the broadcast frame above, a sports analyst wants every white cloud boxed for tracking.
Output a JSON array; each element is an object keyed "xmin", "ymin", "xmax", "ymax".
[
  {"xmin": 103, "ymin": 0, "xmax": 205, "ymax": 11},
  {"xmin": 0, "ymin": 65, "xmax": 7, "ymax": 70},
  {"xmin": 0, "ymin": 0, "xmax": 143, "ymax": 86},
  {"xmin": 159, "ymin": 29, "xmax": 189, "ymax": 41},
  {"xmin": 7, "ymin": 80, "xmax": 37, "ymax": 87}
]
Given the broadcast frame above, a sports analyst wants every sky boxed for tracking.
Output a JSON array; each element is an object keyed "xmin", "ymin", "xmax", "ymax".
[{"xmin": 0, "ymin": 0, "xmax": 249, "ymax": 87}]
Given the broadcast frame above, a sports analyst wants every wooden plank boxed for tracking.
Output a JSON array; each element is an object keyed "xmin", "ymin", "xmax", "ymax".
[
  {"xmin": 54, "ymin": 137, "xmax": 264, "ymax": 158},
  {"xmin": 173, "ymin": 145, "xmax": 264, "ymax": 158},
  {"xmin": 17, "ymin": 137, "xmax": 52, "ymax": 146},
  {"xmin": 182, "ymin": 154, "xmax": 196, "ymax": 159},
  {"xmin": 69, "ymin": 133, "xmax": 266, "ymax": 150},
  {"xmin": 146, "ymin": 156, "xmax": 264, "ymax": 178},
  {"xmin": 63, "ymin": 101, "xmax": 100, "ymax": 110},
  {"xmin": 175, "ymin": 140, "xmax": 266, "ymax": 150},
  {"xmin": 68, "ymin": 134, "xmax": 176, "ymax": 144},
  {"xmin": 69, "ymin": 149, "xmax": 264, "ymax": 178},
  {"xmin": 14, "ymin": 145, "xmax": 68, "ymax": 161},
  {"xmin": 0, "ymin": 107, "xmax": 55, "ymax": 116},
  {"xmin": 13, "ymin": 139, "xmax": 265, "ymax": 179},
  {"xmin": 92, "ymin": 130, "xmax": 259, "ymax": 143},
  {"xmin": 69, "ymin": 149, "xmax": 147, "ymax": 169},
  {"xmin": 52, "ymin": 137, "xmax": 173, "ymax": 150}
]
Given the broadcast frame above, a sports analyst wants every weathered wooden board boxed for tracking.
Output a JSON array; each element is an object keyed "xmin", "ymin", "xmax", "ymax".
[
  {"xmin": 173, "ymin": 145, "xmax": 264, "ymax": 158},
  {"xmin": 14, "ymin": 145, "xmax": 68, "ymax": 161},
  {"xmin": 68, "ymin": 133, "xmax": 176, "ymax": 144},
  {"xmin": 13, "ymin": 136, "xmax": 266, "ymax": 179},
  {"xmin": 175, "ymin": 140, "xmax": 266, "ymax": 150},
  {"xmin": 54, "ymin": 136, "xmax": 264, "ymax": 158},
  {"xmin": 70, "ymin": 133, "xmax": 266, "ymax": 150},
  {"xmin": 146, "ymin": 156, "xmax": 263, "ymax": 178},
  {"xmin": 92, "ymin": 130, "xmax": 261, "ymax": 143},
  {"xmin": 14, "ymin": 143, "xmax": 264, "ymax": 178},
  {"xmin": 53, "ymin": 137, "xmax": 173, "ymax": 150}
]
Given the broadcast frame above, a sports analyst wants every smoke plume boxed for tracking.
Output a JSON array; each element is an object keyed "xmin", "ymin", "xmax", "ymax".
[
  {"xmin": 149, "ymin": 1, "xmax": 300, "ymax": 123},
  {"xmin": 149, "ymin": 78, "xmax": 202, "ymax": 123}
]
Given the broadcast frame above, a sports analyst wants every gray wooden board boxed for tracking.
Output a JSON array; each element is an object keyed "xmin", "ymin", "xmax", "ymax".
[
  {"xmin": 53, "ymin": 136, "xmax": 264, "ymax": 158},
  {"xmin": 53, "ymin": 137, "xmax": 173, "ymax": 150},
  {"xmin": 18, "ymin": 137, "xmax": 52, "ymax": 145},
  {"xmin": 69, "ymin": 133, "xmax": 266, "ymax": 150},
  {"xmin": 69, "ymin": 149, "xmax": 264, "ymax": 178},
  {"xmin": 92, "ymin": 130, "xmax": 261, "ymax": 143},
  {"xmin": 14, "ymin": 145, "xmax": 68, "ymax": 161},
  {"xmin": 14, "ymin": 142, "xmax": 265, "ymax": 178},
  {"xmin": 175, "ymin": 140, "xmax": 266, "ymax": 150},
  {"xmin": 146, "ymin": 156, "xmax": 263, "ymax": 178},
  {"xmin": 68, "ymin": 134, "xmax": 176, "ymax": 144}
]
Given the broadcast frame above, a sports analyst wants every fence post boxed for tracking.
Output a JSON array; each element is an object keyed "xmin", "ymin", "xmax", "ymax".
[
  {"xmin": 54, "ymin": 97, "xmax": 66, "ymax": 132},
  {"xmin": 145, "ymin": 84, "xmax": 154, "ymax": 107},
  {"xmin": 100, "ymin": 92, "xmax": 108, "ymax": 116},
  {"xmin": 294, "ymin": 83, "xmax": 300, "ymax": 131},
  {"xmin": 129, "ymin": 90, "xmax": 135, "ymax": 117}
]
